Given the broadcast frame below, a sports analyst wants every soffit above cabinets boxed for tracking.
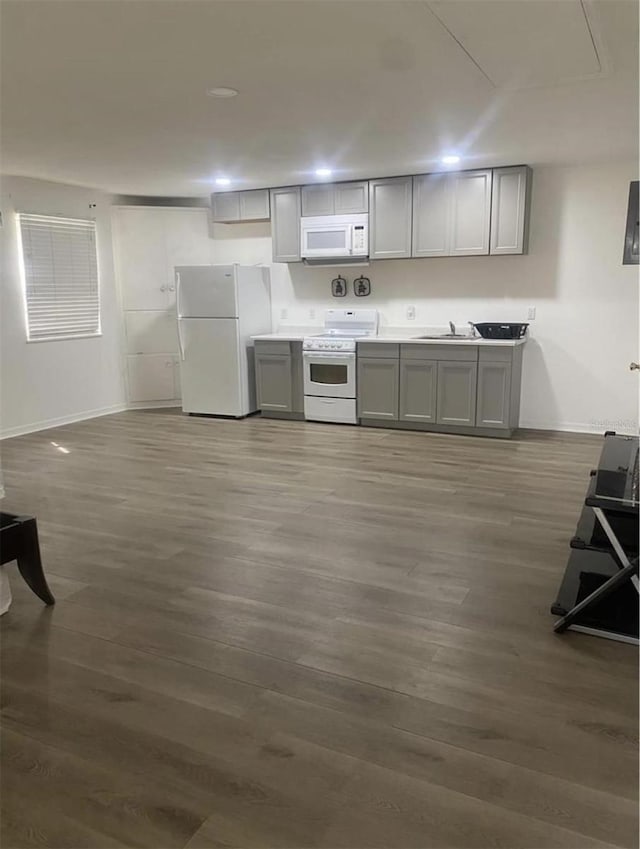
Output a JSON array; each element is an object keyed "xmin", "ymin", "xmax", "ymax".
[{"xmin": 427, "ymin": 0, "xmax": 606, "ymax": 89}]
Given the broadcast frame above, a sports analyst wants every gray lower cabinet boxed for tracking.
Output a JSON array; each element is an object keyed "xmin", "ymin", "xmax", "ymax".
[
  {"xmin": 270, "ymin": 187, "xmax": 302, "ymax": 262},
  {"xmin": 255, "ymin": 353, "xmax": 292, "ymax": 412},
  {"xmin": 254, "ymin": 340, "xmax": 304, "ymax": 416},
  {"xmin": 369, "ymin": 177, "xmax": 413, "ymax": 259},
  {"xmin": 436, "ymin": 361, "xmax": 478, "ymax": 426},
  {"xmin": 399, "ymin": 360, "xmax": 437, "ymax": 422},
  {"xmin": 357, "ymin": 357, "xmax": 399, "ymax": 420},
  {"xmin": 476, "ymin": 361, "xmax": 511, "ymax": 428}
]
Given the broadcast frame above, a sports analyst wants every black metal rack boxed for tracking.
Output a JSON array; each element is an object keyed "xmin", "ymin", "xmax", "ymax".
[{"xmin": 551, "ymin": 433, "xmax": 639, "ymax": 644}]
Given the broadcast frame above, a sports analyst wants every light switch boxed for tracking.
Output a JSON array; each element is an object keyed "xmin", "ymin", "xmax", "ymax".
[
  {"xmin": 527, "ymin": 306, "xmax": 536, "ymax": 320},
  {"xmin": 406, "ymin": 305, "xmax": 416, "ymax": 320}
]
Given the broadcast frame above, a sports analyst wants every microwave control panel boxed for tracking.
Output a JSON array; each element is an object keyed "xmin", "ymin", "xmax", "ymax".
[{"xmin": 353, "ymin": 225, "xmax": 367, "ymax": 251}]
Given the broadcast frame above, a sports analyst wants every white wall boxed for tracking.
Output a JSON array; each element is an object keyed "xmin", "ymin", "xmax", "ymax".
[
  {"xmin": 0, "ymin": 176, "xmax": 125, "ymax": 438},
  {"xmin": 210, "ymin": 162, "xmax": 639, "ymax": 434}
]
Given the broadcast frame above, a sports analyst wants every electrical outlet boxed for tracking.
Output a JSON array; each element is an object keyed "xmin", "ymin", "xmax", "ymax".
[
  {"xmin": 406, "ymin": 305, "xmax": 416, "ymax": 320},
  {"xmin": 527, "ymin": 306, "xmax": 536, "ymax": 320},
  {"xmin": 280, "ymin": 308, "xmax": 288, "ymax": 320},
  {"xmin": 309, "ymin": 308, "xmax": 316, "ymax": 320}
]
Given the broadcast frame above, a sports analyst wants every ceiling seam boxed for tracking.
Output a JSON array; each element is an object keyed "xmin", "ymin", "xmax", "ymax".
[{"xmin": 422, "ymin": 1, "xmax": 497, "ymax": 88}]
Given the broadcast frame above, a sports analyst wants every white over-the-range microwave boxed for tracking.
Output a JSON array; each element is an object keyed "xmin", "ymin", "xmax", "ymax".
[{"xmin": 300, "ymin": 213, "xmax": 368, "ymax": 260}]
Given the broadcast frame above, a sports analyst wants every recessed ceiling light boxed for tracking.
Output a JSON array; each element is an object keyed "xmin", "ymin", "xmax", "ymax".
[
  {"xmin": 215, "ymin": 177, "xmax": 231, "ymax": 186},
  {"xmin": 207, "ymin": 87, "xmax": 238, "ymax": 98},
  {"xmin": 315, "ymin": 168, "xmax": 332, "ymax": 177},
  {"xmin": 441, "ymin": 155, "xmax": 460, "ymax": 165}
]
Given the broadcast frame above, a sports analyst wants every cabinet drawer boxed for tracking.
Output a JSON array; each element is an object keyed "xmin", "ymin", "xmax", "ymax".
[
  {"xmin": 400, "ymin": 344, "xmax": 478, "ymax": 361},
  {"xmin": 357, "ymin": 343, "xmax": 399, "ymax": 358},
  {"xmin": 254, "ymin": 340, "xmax": 291, "ymax": 356},
  {"xmin": 478, "ymin": 345, "xmax": 514, "ymax": 363}
]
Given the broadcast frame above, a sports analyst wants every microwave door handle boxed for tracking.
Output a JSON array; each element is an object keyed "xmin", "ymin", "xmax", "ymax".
[{"xmin": 348, "ymin": 224, "xmax": 354, "ymax": 255}]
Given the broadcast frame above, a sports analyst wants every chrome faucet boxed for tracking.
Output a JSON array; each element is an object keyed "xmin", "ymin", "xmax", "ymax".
[
  {"xmin": 467, "ymin": 321, "xmax": 477, "ymax": 337},
  {"xmin": 449, "ymin": 321, "xmax": 456, "ymax": 336}
]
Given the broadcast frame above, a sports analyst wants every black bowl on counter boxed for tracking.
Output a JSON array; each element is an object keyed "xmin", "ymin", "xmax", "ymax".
[{"xmin": 473, "ymin": 322, "xmax": 529, "ymax": 340}]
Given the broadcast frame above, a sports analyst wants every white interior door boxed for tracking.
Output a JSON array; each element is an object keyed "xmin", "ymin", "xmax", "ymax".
[
  {"xmin": 126, "ymin": 355, "xmax": 177, "ymax": 402},
  {"xmin": 164, "ymin": 209, "xmax": 212, "ymax": 309},
  {"xmin": 124, "ymin": 311, "xmax": 179, "ymax": 354},
  {"xmin": 179, "ymin": 318, "xmax": 242, "ymax": 415},
  {"xmin": 115, "ymin": 208, "xmax": 169, "ymax": 310}
]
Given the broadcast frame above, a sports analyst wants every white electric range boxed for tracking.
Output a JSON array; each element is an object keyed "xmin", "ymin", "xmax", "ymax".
[{"xmin": 302, "ymin": 309, "xmax": 378, "ymax": 424}]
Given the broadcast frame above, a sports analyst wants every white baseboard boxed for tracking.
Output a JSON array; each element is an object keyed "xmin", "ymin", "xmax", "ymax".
[
  {"xmin": 520, "ymin": 419, "xmax": 639, "ymax": 436},
  {"xmin": 126, "ymin": 400, "xmax": 181, "ymax": 410},
  {"xmin": 0, "ymin": 403, "xmax": 128, "ymax": 440}
]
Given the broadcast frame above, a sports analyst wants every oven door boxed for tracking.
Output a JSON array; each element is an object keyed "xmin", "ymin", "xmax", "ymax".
[{"xmin": 303, "ymin": 351, "xmax": 355, "ymax": 398}]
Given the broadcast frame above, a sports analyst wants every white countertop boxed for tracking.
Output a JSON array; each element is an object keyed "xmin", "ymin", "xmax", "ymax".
[{"xmin": 252, "ymin": 328, "xmax": 527, "ymax": 346}]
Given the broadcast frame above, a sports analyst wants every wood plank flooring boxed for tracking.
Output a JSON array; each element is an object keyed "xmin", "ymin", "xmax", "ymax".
[{"xmin": 1, "ymin": 410, "xmax": 637, "ymax": 849}]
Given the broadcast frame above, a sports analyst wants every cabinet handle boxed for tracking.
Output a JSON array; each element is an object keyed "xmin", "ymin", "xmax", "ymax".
[
  {"xmin": 630, "ymin": 362, "xmax": 640, "ymax": 371},
  {"xmin": 160, "ymin": 285, "xmax": 167, "ymax": 292},
  {"xmin": 168, "ymin": 286, "xmax": 175, "ymax": 292}
]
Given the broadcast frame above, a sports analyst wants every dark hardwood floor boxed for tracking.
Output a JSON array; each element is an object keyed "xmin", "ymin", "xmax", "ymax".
[{"xmin": 1, "ymin": 410, "xmax": 637, "ymax": 849}]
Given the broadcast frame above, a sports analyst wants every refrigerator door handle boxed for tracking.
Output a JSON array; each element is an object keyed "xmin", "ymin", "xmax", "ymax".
[
  {"xmin": 175, "ymin": 271, "xmax": 182, "ymax": 316},
  {"xmin": 177, "ymin": 318, "xmax": 186, "ymax": 362}
]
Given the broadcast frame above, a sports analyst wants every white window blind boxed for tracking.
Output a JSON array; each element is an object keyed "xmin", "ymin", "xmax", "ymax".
[{"xmin": 17, "ymin": 213, "xmax": 101, "ymax": 341}]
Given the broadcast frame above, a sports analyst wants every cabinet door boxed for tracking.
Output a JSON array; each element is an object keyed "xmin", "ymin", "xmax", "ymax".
[
  {"xmin": 270, "ymin": 187, "xmax": 302, "ymax": 263},
  {"xmin": 399, "ymin": 360, "xmax": 437, "ymax": 422},
  {"xmin": 334, "ymin": 181, "xmax": 369, "ymax": 214},
  {"xmin": 256, "ymin": 354, "xmax": 293, "ymax": 412},
  {"xmin": 412, "ymin": 173, "xmax": 451, "ymax": 257},
  {"xmin": 369, "ymin": 177, "xmax": 413, "ymax": 259},
  {"xmin": 163, "ymin": 208, "xmax": 211, "ymax": 309},
  {"xmin": 124, "ymin": 310, "xmax": 178, "ymax": 354},
  {"xmin": 301, "ymin": 185, "xmax": 335, "ymax": 216},
  {"xmin": 436, "ymin": 361, "xmax": 477, "ymax": 426},
  {"xmin": 126, "ymin": 355, "xmax": 178, "ymax": 403},
  {"xmin": 114, "ymin": 208, "xmax": 168, "ymax": 310},
  {"xmin": 476, "ymin": 361, "xmax": 511, "ymax": 428},
  {"xmin": 357, "ymin": 358, "xmax": 399, "ymax": 420},
  {"xmin": 490, "ymin": 166, "xmax": 531, "ymax": 255},
  {"xmin": 240, "ymin": 190, "xmax": 270, "ymax": 221},
  {"xmin": 211, "ymin": 192, "xmax": 241, "ymax": 222},
  {"xmin": 449, "ymin": 170, "xmax": 492, "ymax": 256}
]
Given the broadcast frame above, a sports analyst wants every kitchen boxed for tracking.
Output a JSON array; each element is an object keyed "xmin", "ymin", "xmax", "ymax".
[{"xmin": 0, "ymin": 1, "xmax": 638, "ymax": 848}]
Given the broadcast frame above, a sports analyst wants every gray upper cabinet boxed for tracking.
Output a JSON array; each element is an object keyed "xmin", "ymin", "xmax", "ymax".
[
  {"xmin": 334, "ymin": 182, "xmax": 369, "ymax": 214},
  {"xmin": 399, "ymin": 360, "xmax": 437, "ymax": 422},
  {"xmin": 301, "ymin": 184, "xmax": 334, "ymax": 216},
  {"xmin": 211, "ymin": 192, "xmax": 241, "ymax": 223},
  {"xmin": 240, "ymin": 189, "xmax": 270, "ymax": 221},
  {"xmin": 490, "ymin": 166, "xmax": 532, "ymax": 255},
  {"xmin": 449, "ymin": 170, "xmax": 492, "ymax": 256},
  {"xmin": 412, "ymin": 173, "xmax": 450, "ymax": 258},
  {"xmin": 369, "ymin": 177, "xmax": 413, "ymax": 260},
  {"xmin": 476, "ymin": 361, "xmax": 511, "ymax": 429},
  {"xmin": 212, "ymin": 189, "xmax": 270, "ymax": 223},
  {"xmin": 357, "ymin": 357, "xmax": 399, "ymax": 420},
  {"xmin": 301, "ymin": 181, "xmax": 368, "ymax": 216},
  {"xmin": 436, "ymin": 361, "xmax": 478, "ymax": 426},
  {"xmin": 270, "ymin": 187, "xmax": 302, "ymax": 263},
  {"xmin": 255, "ymin": 353, "xmax": 293, "ymax": 412}
]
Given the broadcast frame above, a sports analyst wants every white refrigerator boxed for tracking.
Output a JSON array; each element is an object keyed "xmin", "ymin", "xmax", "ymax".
[{"xmin": 176, "ymin": 264, "xmax": 271, "ymax": 416}]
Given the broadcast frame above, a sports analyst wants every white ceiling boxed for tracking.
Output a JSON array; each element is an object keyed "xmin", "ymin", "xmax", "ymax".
[{"xmin": 1, "ymin": 0, "xmax": 637, "ymax": 196}]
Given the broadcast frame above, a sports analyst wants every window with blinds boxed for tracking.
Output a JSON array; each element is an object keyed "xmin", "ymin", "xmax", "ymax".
[{"xmin": 17, "ymin": 213, "xmax": 101, "ymax": 341}]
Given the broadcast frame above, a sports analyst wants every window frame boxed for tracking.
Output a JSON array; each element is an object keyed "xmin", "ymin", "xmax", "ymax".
[{"xmin": 16, "ymin": 212, "xmax": 102, "ymax": 343}]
